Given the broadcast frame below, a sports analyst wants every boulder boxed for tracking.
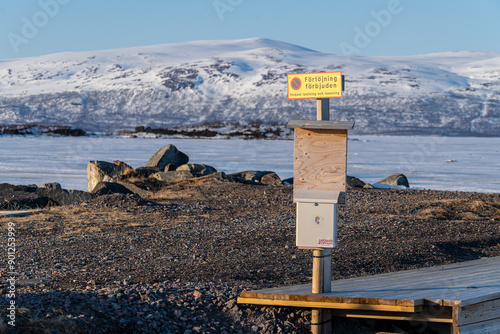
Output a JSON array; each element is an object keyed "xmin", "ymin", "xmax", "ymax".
[
  {"xmin": 282, "ymin": 177, "xmax": 293, "ymax": 185},
  {"xmin": 150, "ymin": 171, "xmax": 194, "ymax": 183},
  {"xmin": 117, "ymin": 181, "xmax": 151, "ymax": 198},
  {"xmin": 135, "ymin": 167, "xmax": 161, "ymax": 178},
  {"xmin": 164, "ymin": 164, "xmax": 177, "ymax": 172},
  {"xmin": 176, "ymin": 164, "xmax": 217, "ymax": 177},
  {"xmin": 113, "ymin": 161, "xmax": 134, "ymax": 175},
  {"xmin": 87, "ymin": 160, "xmax": 131, "ymax": 192},
  {"xmin": 91, "ymin": 182, "xmax": 135, "ymax": 196},
  {"xmin": 376, "ymin": 173, "xmax": 410, "ymax": 187},
  {"xmin": 228, "ymin": 170, "xmax": 274, "ymax": 184},
  {"xmin": 260, "ymin": 172, "xmax": 282, "ymax": 186},
  {"xmin": 39, "ymin": 182, "xmax": 62, "ymax": 190},
  {"xmin": 182, "ymin": 171, "xmax": 229, "ymax": 184},
  {"xmin": 146, "ymin": 145, "xmax": 189, "ymax": 170},
  {"xmin": 200, "ymin": 171, "xmax": 228, "ymax": 182},
  {"xmin": 0, "ymin": 183, "xmax": 15, "ymax": 192},
  {"xmin": 36, "ymin": 188, "xmax": 94, "ymax": 206},
  {"xmin": 0, "ymin": 189, "xmax": 49, "ymax": 210},
  {"xmin": 13, "ymin": 184, "xmax": 38, "ymax": 193},
  {"xmin": 68, "ymin": 189, "xmax": 95, "ymax": 203},
  {"xmin": 347, "ymin": 176, "xmax": 366, "ymax": 188}
]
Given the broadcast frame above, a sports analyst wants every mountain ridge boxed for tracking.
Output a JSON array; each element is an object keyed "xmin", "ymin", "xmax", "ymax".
[{"xmin": 1, "ymin": 38, "xmax": 499, "ymax": 136}]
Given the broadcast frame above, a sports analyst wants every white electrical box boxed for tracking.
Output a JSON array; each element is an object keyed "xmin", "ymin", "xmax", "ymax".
[{"xmin": 294, "ymin": 190, "xmax": 340, "ymax": 249}]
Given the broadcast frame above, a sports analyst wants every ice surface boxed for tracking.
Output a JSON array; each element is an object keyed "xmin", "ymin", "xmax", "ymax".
[{"xmin": 0, "ymin": 136, "xmax": 498, "ymax": 193}]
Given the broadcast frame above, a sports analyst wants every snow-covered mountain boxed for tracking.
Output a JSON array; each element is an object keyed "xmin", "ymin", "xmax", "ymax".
[{"xmin": 1, "ymin": 38, "xmax": 499, "ymax": 136}]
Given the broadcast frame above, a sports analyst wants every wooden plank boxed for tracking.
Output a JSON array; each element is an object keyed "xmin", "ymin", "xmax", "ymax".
[
  {"xmin": 240, "ymin": 291, "xmax": 257, "ymax": 298},
  {"xmin": 455, "ymin": 289, "xmax": 500, "ymax": 307},
  {"xmin": 331, "ymin": 309, "xmax": 453, "ymax": 324},
  {"xmin": 322, "ymin": 295, "xmax": 343, "ymax": 304},
  {"xmin": 237, "ymin": 297, "xmax": 419, "ymax": 313},
  {"xmin": 324, "ymin": 260, "xmax": 500, "ymax": 305},
  {"xmin": 456, "ymin": 317, "xmax": 500, "ymax": 334},
  {"xmin": 458, "ymin": 298, "xmax": 500, "ymax": 326},
  {"xmin": 360, "ymin": 297, "xmax": 397, "ymax": 306},
  {"xmin": 293, "ymin": 128, "xmax": 347, "ymax": 193},
  {"xmin": 246, "ymin": 291, "xmax": 403, "ymax": 307},
  {"xmin": 247, "ymin": 284, "xmax": 312, "ymax": 296},
  {"xmin": 243, "ymin": 281, "xmax": 495, "ymax": 308}
]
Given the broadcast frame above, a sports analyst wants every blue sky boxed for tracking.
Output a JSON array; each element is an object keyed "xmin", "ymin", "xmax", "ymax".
[{"xmin": 1, "ymin": 0, "xmax": 499, "ymax": 60}]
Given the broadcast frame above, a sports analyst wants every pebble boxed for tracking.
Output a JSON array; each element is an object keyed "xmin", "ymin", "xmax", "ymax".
[
  {"xmin": 2, "ymin": 182, "xmax": 499, "ymax": 333},
  {"xmin": 1, "ymin": 280, "xmax": 312, "ymax": 333}
]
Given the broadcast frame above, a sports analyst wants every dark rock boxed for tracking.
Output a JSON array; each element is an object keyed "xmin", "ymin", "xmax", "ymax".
[
  {"xmin": 0, "ymin": 183, "xmax": 15, "ymax": 192},
  {"xmin": 13, "ymin": 185, "xmax": 38, "ymax": 193},
  {"xmin": 0, "ymin": 189, "xmax": 49, "ymax": 210},
  {"xmin": 68, "ymin": 189, "xmax": 95, "ymax": 203},
  {"xmin": 282, "ymin": 178, "xmax": 293, "ymax": 185},
  {"xmin": 135, "ymin": 167, "xmax": 161, "ymax": 178},
  {"xmin": 49, "ymin": 127, "xmax": 86, "ymax": 136},
  {"xmin": 347, "ymin": 176, "xmax": 366, "ymax": 188},
  {"xmin": 376, "ymin": 173, "xmax": 410, "ymax": 187},
  {"xmin": 117, "ymin": 181, "xmax": 150, "ymax": 198},
  {"xmin": 228, "ymin": 171, "xmax": 274, "ymax": 184},
  {"xmin": 146, "ymin": 145, "xmax": 189, "ymax": 170},
  {"xmin": 40, "ymin": 182, "xmax": 62, "ymax": 190},
  {"xmin": 260, "ymin": 173, "xmax": 282, "ymax": 186},
  {"xmin": 36, "ymin": 188, "xmax": 94, "ymax": 206},
  {"xmin": 207, "ymin": 171, "xmax": 229, "ymax": 182},
  {"xmin": 91, "ymin": 182, "xmax": 135, "ymax": 196},
  {"xmin": 177, "ymin": 164, "xmax": 217, "ymax": 177},
  {"xmin": 150, "ymin": 171, "xmax": 194, "ymax": 183},
  {"xmin": 363, "ymin": 183, "xmax": 375, "ymax": 189},
  {"xmin": 164, "ymin": 164, "xmax": 177, "ymax": 172}
]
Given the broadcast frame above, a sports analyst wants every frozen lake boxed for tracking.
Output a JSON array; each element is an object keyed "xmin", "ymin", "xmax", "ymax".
[{"xmin": 0, "ymin": 136, "xmax": 499, "ymax": 193}]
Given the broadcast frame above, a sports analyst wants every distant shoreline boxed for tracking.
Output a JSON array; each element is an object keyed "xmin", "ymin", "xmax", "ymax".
[{"xmin": 2, "ymin": 123, "xmax": 500, "ymax": 139}]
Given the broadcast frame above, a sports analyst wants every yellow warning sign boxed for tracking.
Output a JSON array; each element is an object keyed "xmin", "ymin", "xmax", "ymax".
[{"xmin": 287, "ymin": 71, "xmax": 342, "ymax": 99}]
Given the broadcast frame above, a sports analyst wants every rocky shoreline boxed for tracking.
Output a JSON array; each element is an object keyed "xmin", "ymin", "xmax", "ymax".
[
  {"xmin": 1, "ymin": 144, "xmax": 409, "ymax": 213},
  {"xmin": 1, "ymin": 145, "xmax": 499, "ymax": 333},
  {"xmin": 0, "ymin": 123, "xmax": 293, "ymax": 140}
]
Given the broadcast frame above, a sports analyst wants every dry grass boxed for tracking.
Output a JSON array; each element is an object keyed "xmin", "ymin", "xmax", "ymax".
[
  {"xmin": 0, "ymin": 206, "xmax": 166, "ymax": 238},
  {"xmin": 418, "ymin": 199, "xmax": 500, "ymax": 221}
]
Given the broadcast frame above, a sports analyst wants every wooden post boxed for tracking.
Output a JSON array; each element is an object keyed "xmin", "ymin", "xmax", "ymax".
[
  {"xmin": 311, "ymin": 98, "xmax": 332, "ymax": 334},
  {"xmin": 317, "ymin": 98, "xmax": 330, "ymax": 121}
]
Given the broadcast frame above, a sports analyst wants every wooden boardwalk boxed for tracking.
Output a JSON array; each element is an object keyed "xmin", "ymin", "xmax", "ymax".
[{"xmin": 238, "ymin": 257, "xmax": 500, "ymax": 333}]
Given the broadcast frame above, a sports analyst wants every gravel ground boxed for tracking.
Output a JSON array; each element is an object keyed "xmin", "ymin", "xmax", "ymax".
[{"xmin": 1, "ymin": 179, "xmax": 499, "ymax": 333}]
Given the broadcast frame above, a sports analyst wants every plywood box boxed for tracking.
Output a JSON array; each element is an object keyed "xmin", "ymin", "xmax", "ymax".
[{"xmin": 288, "ymin": 120, "xmax": 354, "ymax": 204}]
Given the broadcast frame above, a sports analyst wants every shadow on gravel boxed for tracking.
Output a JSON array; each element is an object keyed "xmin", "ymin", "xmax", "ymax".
[
  {"xmin": 434, "ymin": 236, "xmax": 500, "ymax": 262},
  {"xmin": 0, "ymin": 286, "xmax": 311, "ymax": 334}
]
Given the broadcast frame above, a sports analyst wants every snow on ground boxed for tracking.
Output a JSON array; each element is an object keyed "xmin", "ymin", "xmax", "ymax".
[
  {"xmin": 1, "ymin": 38, "xmax": 499, "ymax": 135},
  {"xmin": 0, "ymin": 136, "xmax": 498, "ymax": 193}
]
